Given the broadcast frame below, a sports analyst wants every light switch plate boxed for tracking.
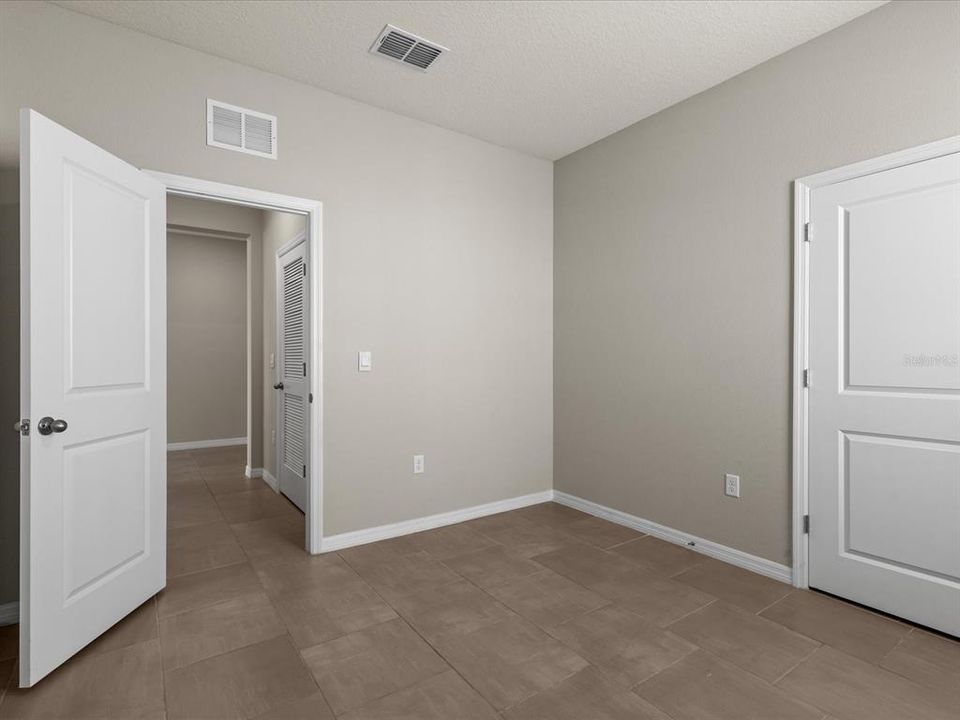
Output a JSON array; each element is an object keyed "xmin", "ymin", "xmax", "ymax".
[
  {"xmin": 269, "ymin": 352, "xmax": 275, "ymax": 369},
  {"xmin": 413, "ymin": 454, "xmax": 424, "ymax": 474},
  {"xmin": 358, "ymin": 351, "xmax": 372, "ymax": 372}
]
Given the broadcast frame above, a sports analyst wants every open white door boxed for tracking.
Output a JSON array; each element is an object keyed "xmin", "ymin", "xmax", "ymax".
[
  {"xmin": 808, "ymin": 148, "xmax": 960, "ymax": 636},
  {"xmin": 19, "ymin": 110, "xmax": 167, "ymax": 686},
  {"xmin": 275, "ymin": 237, "xmax": 309, "ymax": 513}
]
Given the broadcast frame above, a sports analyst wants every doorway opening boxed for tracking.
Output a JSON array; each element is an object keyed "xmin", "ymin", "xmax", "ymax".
[
  {"xmin": 165, "ymin": 194, "xmax": 310, "ymax": 543},
  {"xmin": 154, "ymin": 172, "xmax": 324, "ymax": 555}
]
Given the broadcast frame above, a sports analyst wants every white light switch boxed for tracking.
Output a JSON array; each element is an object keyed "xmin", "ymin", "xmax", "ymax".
[
  {"xmin": 269, "ymin": 352, "xmax": 275, "ymax": 369},
  {"xmin": 413, "ymin": 455, "xmax": 424, "ymax": 474},
  {"xmin": 358, "ymin": 351, "xmax": 372, "ymax": 372}
]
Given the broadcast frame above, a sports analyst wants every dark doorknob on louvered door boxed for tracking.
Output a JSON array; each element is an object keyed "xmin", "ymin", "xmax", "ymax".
[{"xmin": 273, "ymin": 382, "xmax": 284, "ymax": 390}]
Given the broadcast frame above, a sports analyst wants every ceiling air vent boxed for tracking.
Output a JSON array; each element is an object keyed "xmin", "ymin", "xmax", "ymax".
[
  {"xmin": 370, "ymin": 25, "xmax": 448, "ymax": 71},
  {"xmin": 206, "ymin": 99, "xmax": 277, "ymax": 159}
]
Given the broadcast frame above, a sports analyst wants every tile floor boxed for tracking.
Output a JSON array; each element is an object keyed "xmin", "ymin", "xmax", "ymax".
[{"xmin": 0, "ymin": 445, "xmax": 958, "ymax": 719}]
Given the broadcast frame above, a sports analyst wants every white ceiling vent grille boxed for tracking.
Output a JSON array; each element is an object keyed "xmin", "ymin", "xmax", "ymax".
[
  {"xmin": 206, "ymin": 99, "xmax": 277, "ymax": 159},
  {"xmin": 370, "ymin": 25, "xmax": 448, "ymax": 71}
]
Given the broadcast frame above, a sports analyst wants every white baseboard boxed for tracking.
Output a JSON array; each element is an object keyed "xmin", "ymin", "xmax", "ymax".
[
  {"xmin": 168, "ymin": 437, "xmax": 247, "ymax": 451},
  {"xmin": 261, "ymin": 468, "xmax": 279, "ymax": 493},
  {"xmin": 320, "ymin": 489, "xmax": 554, "ymax": 553},
  {"xmin": 0, "ymin": 601, "xmax": 18, "ymax": 626},
  {"xmin": 245, "ymin": 466, "xmax": 263, "ymax": 479},
  {"xmin": 553, "ymin": 491, "xmax": 793, "ymax": 584}
]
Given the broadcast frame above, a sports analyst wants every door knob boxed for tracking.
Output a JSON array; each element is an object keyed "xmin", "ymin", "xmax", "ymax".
[
  {"xmin": 273, "ymin": 382, "xmax": 284, "ymax": 390},
  {"xmin": 37, "ymin": 417, "xmax": 68, "ymax": 436}
]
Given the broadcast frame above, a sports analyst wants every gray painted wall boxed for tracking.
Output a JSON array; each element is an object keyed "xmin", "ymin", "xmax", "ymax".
[
  {"xmin": 166, "ymin": 196, "xmax": 266, "ymax": 470},
  {"xmin": 167, "ymin": 232, "xmax": 247, "ymax": 445},
  {"xmin": 554, "ymin": 0, "xmax": 960, "ymax": 565},
  {"xmin": 0, "ymin": 0, "xmax": 554, "ymax": 570}
]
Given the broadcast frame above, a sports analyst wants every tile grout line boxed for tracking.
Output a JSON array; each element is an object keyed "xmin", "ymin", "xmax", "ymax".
[{"xmin": 333, "ymin": 551, "xmax": 495, "ymax": 716}]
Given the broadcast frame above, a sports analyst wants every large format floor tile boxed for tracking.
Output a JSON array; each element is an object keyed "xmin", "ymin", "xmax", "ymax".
[
  {"xmin": 349, "ymin": 551, "xmax": 461, "ymax": 603},
  {"xmin": 668, "ymin": 600, "xmax": 819, "ymax": 681},
  {"xmin": 4, "ymin": 455, "xmax": 957, "ymax": 720},
  {"xmin": 442, "ymin": 546, "xmax": 544, "ymax": 589},
  {"xmin": 158, "ymin": 562, "xmax": 264, "ymax": 618},
  {"xmin": 879, "ymin": 628, "xmax": 960, "ymax": 699},
  {"xmin": 215, "ymin": 487, "xmax": 300, "ymax": 524},
  {"xmin": 485, "ymin": 569, "xmax": 610, "ymax": 628},
  {"xmin": 159, "ymin": 592, "xmax": 287, "ymax": 670},
  {"xmin": 167, "ymin": 519, "xmax": 247, "ymax": 577},
  {"xmin": 430, "ymin": 616, "xmax": 588, "ymax": 710},
  {"xmin": 164, "ymin": 636, "xmax": 317, "ymax": 720},
  {"xmin": 560, "ymin": 516, "xmax": 644, "ymax": 549},
  {"xmin": 389, "ymin": 579, "xmax": 515, "ymax": 642},
  {"xmin": 672, "ymin": 558, "xmax": 792, "ymax": 613},
  {"xmin": 635, "ymin": 649, "xmax": 823, "ymax": 720},
  {"xmin": 611, "ymin": 536, "xmax": 706, "ymax": 576},
  {"xmin": 503, "ymin": 666, "xmax": 672, "ymax": 720},
  {"xmin": 339, "ymin": 671, "xmax": 499, "ymax": 720},
  {"xmin": 299, "ymin": 618, "xmax": 449, "ymax": 715},
  {"xmin": 760, "ymin": 588, "xmax": 910, "ymax": 664},
  {"xmin": 0, "ymin": 640, "xmax": 164, "ymax": 720},
  {"xmin": 776, "ymin": 645, "xmax": 958, "ymax": 720},
  {"xmin": 546, "ymin": 605, "xmax": 696, "ymax": 688}
]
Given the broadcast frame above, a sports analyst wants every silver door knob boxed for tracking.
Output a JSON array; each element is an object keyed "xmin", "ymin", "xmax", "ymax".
[{"xmin": 37, "ymin": 417, "xmax": 68, "ymax": 435}]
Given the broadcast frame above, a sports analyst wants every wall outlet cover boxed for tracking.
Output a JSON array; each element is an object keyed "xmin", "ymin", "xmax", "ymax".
[{"xmin": 724, "ymin": 473, "xmax": 741, "ymax": 499}]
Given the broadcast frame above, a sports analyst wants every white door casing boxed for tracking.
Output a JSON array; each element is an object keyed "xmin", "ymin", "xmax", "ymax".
[
  {"xmin": 276, "ymin": 236, "xmax": 309, "ymax": 512},
  {"xmin": 807, "ymin": 148, "xmax": 960, "ymax": 636},
  {"xmin": 19, "ymin": 110, "xmax": 167, "ymax": 686}
]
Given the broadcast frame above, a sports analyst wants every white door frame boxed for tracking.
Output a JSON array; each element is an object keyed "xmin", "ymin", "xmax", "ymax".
[
  {"xmin": 791, "ymin": 135, "xmax": 960, "ymax": 589},
  {"xmin": 147, "ymin": 171, "xmax": 324, "ymax": 555}
]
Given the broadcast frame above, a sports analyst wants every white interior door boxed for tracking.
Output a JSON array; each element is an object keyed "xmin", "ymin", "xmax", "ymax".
[
  {"xmin": 19, "ymin": 109, "xmax": 167, "ymax": 686},
  {"xmin": 276, "ymin": 237, "xmax": 308, "ymax": 513},
  {"xmin": 808, "ymin": 148, "xmax": 960, "ymax": 636}
]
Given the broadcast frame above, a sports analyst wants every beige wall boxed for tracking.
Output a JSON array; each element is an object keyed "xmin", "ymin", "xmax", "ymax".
[
  {"xmin": 167, "ymin": 196, "xmax": 265, "ymax": 469},
  {"xmin": 167, "ymin": 232, "xmax": 247, "ymax": 444},
  {"xmin": 554, "ymin": 0, "xmax": 960, "ymax": 565},
  {"xmin": 0, "ymin": 0, "xmax": 554, "ymax": 563},
  {"xmin": 261, "ymin": 210, "xmax": 307, "ymax": 482}
]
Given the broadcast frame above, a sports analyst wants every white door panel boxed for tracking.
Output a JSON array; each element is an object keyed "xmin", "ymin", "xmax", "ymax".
[
  {"xmin": 808, "ymin": 150, "xmax": 960, "ymax": 636},
  {"xmin": 277, "ymin": 238, "xmax": 308, "ymax": 513},
  {"xmin": 20, "ymin": 110, "xmax": 166, "ymax": 686}
]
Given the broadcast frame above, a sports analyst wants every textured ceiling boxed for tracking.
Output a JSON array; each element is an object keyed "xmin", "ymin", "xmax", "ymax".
[{"xmin": 51, "ymin": 0, "xmax": 886, "ymax": 159}]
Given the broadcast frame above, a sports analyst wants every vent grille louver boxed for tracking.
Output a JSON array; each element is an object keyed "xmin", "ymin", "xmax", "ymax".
[
  {"xmin": 206, "ymin": 99, "xmax": 277, "ymax": 159},
  {"xmin": 371, "ymin": 25, "xmax": 447, "ymax": 71}
]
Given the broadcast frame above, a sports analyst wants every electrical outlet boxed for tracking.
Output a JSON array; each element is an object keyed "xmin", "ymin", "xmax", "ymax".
[
  {"xmin": 413, "ymin": 454, "xmax": 424, "ymax": 474},
  {"xmin": 724, "ymin": 473, "xmax": 740, "ymax": 498},
  {"xmin": 271, "ymin": 430, "xmax": 276, "ymax": 445}
]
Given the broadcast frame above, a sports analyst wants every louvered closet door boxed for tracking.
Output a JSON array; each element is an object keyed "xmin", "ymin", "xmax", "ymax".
[{"xmin": 277, "ymin": 239, "xmax": 309, "ymax": 512}]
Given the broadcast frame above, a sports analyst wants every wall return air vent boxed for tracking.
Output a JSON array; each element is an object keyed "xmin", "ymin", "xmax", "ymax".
[
  {"xmin": 370, "ymin": 24, "xmax": 448, "ymax": 71},
  {"xmin": 207, "ymin": 99, "xmax": 277, "ymax": 159}
]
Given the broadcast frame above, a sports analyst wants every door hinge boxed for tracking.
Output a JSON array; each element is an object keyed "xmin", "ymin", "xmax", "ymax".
[
  {"xmin": 308, "ymin": 393, "xmax": 313, "ymax": 403},
  {"xmin": 303, "ymin": 264, "xmax": 307, "ymax": 276},
  {"xmin": 804, "ymin": 222, "xmax": 813, "ymax": 243},
  {"xmin": 802, "ymin": 514, "xmax": 810, "ymax": 534},
  {"xmin": 302, "ymin": 362, "xmax": 307, "ymax": 377},
  {"xmin": 803, "ymin": 369, "xmax": 810, "ymax": 388},
  {"xmin": 13, "ymin": 418, "xmax": 29, "ymax": 436},
  {"xmin": 302, "ymin": 464, "xmax": 307, "ymax": 477}
]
